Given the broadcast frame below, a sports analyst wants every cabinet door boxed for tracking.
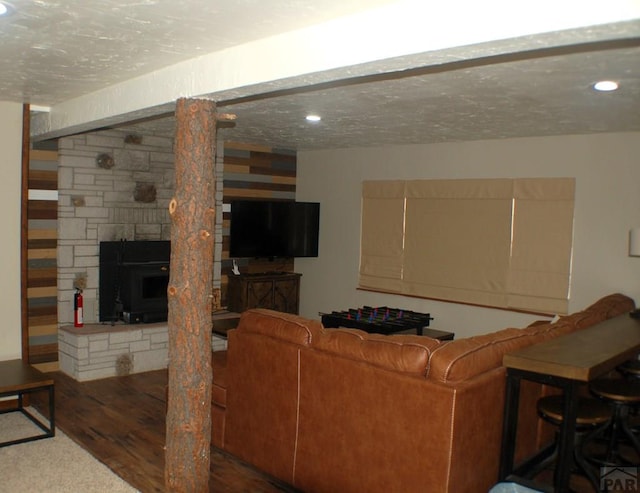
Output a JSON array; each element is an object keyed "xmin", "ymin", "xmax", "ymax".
[
  {"xmin": 246, "ymin": 280, "xmax": 275, "ymax": 309},
  {"xmin": 273, "ymin": 278, "xmax": 299, "ymax": 314}
]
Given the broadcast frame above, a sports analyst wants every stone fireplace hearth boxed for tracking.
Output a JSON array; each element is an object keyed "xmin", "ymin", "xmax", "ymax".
[{"xmin": 58, "ymin": 320, "xmax": 229, "ymax": 381}]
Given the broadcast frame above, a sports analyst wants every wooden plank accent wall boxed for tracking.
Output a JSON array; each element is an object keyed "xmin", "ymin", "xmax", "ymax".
[
  {"xmin": 27, "ymin": 149, "xmax": 59, "ymax": 365},
  {"xmin": 221, "ymin": 141, "xmax": 297, "ymax": 306}
]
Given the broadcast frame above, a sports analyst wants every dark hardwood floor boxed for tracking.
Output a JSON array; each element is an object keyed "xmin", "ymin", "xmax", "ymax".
[
  {"xmin": 32, "ymin": 370, "xmax": 298, "ymax": 493},
  {"xmin": 31, "ymin": 370, "xmax": 639, "ymax": 493}
]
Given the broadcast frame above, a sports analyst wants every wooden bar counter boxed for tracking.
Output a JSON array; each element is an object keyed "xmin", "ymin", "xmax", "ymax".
[{"xmin": 499, "ymin": 312, "xmax": 640, "ymax": 492}]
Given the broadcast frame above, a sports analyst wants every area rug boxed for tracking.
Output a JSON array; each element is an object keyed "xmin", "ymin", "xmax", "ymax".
[{"xmin": 0, "ymin": 408, "xmax": 139, "ymax": 492}]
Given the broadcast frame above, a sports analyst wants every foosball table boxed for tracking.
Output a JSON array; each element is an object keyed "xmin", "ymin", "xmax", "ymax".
[{"xmin": 321, "ymin": 306, "xmax": 454, "ymax": 340}]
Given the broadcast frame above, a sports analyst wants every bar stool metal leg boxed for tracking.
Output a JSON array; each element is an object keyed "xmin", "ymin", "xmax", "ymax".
[
  {"xmin": 589, "ymin": 377, "xmax": 640, "ymax": 467},
  {"xmin": 534, "ymin": 394, "xmax": 612, "ymax": 493}
]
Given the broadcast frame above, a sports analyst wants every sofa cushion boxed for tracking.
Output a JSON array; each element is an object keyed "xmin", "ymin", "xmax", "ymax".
[
  {"xmin": 427, "ymin": 328, "xmax": 534, "ymax": 383},
  {"xmin": 314, "ymin": 328, "xmax": 444, "ymax": 376},
  {"xmin": 236, "ymin": 308, "xmax": 323, "ymax": 346}
]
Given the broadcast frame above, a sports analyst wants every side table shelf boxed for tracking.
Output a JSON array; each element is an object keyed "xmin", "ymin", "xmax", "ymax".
[{"xmin": 0, "ymin": 359, "xmax": 55, "ymax": 447}]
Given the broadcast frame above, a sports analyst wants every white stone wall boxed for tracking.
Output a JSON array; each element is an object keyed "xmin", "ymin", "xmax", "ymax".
[{"xmin": 57, "ymin": 129, "xmax": 175, "ymax": 325}]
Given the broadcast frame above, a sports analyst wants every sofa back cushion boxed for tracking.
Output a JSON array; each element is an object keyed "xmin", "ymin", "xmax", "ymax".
[
  {"xmin": 236, "ymin": 308, "xmax": 323, "ymax": 346},
  {"xmin": 426, "ymin": 328, "xmax": 534, "ymax": 383},
  {"xmin": 427, "ymin": 293, "xmax": 636, "ymax": 384},
  {"xmin": 524, "ymin": 293, "xmax": 636, "ymax": 339},
  {"xmin": 522, "ymin": 319, "xmax": 575, "ymax": 340},
  {"xmin": 314, "ymin": 328, "xmax": 443, "ymax": 377}
]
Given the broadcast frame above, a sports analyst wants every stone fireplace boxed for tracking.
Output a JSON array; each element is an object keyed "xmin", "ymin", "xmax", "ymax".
[
  {"xmin": 56, "ymin": 128, "xmax": 224, "ymax": 327},
  {"xmin": 56, "ymin": 127, "xmax": 226, "ymax": 380},
  {"xmin": 54, "ymin": 127, "xmax": 295, "ymax": 380}
]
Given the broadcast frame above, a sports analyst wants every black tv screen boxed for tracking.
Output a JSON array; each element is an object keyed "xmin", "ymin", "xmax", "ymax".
[{"xmin": 229, "ymin": 200, "xmax": 319, "ymax": 258}]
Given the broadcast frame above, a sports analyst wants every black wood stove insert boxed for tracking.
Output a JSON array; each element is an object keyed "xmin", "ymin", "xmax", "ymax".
[{"xmin": 99, "ymin": 240, "xmax": 170, "ymax": 324}]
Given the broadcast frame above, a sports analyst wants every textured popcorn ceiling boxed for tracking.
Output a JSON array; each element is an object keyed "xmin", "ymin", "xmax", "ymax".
[
  {"xmin": 220, "ymin": 41, "xmax": 640, "ymax": 149},
  {"xmin": 1, "ymin": 0, "xmax": 396, "ymax": 105},
  {"xmin": 2, "ymin": 0, "xmax": 639, "ymax": 149},
  {"xmin": 130, "ymin": 37, "xmax": 640, "ymax": 150}
]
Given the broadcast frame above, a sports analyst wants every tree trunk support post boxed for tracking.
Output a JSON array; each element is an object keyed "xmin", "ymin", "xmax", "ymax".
[{"xmin": 165, "ymin": 97, "xmax": 217, "ymax": 492}]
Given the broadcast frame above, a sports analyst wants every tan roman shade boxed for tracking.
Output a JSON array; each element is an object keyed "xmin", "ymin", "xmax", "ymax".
[
  {"xmin": 402, "ymin": 179, "xmax": 514, "ymax": 308},
  {"xmin": 507, "ymin": 178, "xmax": 575, "ymax": 313},
  {"xmin": 359, "ymin": 178, "xmax": 575, "ymax": 314},
  {"xmin": 359, "ymin": 180, "xmax": 405, "ymax": 293}
]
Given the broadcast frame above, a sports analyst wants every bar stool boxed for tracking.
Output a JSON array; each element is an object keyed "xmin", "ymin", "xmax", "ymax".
[
  {"xmin": 618, "ymin": 359, "xmax": 640, "ymax": 380},
  {"xmin": 618, "ymin": 359, "xmax": 640, "ymax": 434},
  {"xmin": 588, "ymin": 377, "xmax": 640, "ymax": 466},
  {"xmin": 530, "ymin": 394, "xmax": 612, "ymax": 492}
]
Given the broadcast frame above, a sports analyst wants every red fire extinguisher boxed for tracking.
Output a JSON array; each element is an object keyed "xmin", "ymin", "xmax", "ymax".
[{"xmin": 74, "ymin": 288, "xmax": 84, "ymax": 328}]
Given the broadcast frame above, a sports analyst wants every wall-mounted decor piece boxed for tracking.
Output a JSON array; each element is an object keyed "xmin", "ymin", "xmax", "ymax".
[
  {"xmin": 71, "ymin": 195, "xmax": 85, "ymax": 207},
  {"xmin": 629, "ymin": 228, "xmax": 640, "ymax": 257},
  {"xmin": 96, "ymin": 153, "xmax": 115, "ymax": 169},
  {"xmin": 134, "ymin": 182, "xmax": 157, "ymax": 203},
  {"xmin": 124, "ymin": 134, "xmax": 143, "ymax": 145},
  {"xmin": 116, "ymin": 353, "xmax": 133, "ymax": 376},
  {"xmin": 73, "ymin": 273, "xmax": 87, "ymax": 290}
]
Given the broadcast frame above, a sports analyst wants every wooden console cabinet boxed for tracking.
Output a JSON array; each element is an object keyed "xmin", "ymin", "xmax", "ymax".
[{"xmin": 227, "ymin": 272, "xmax": 302, "ymax": 314}]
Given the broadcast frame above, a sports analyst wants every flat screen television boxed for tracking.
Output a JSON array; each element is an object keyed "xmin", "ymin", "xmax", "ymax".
[{"xmin": 229, "ymin": 200, "xmax": 320, "ymax": 258}]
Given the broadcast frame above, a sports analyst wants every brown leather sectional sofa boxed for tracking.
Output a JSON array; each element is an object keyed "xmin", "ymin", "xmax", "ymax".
[{"xmin": 211, "ymin": 293, "xmax": 635, "ymax": 493}]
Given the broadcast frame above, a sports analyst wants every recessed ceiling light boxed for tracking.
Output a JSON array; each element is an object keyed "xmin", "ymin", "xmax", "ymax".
[
  {"xmin": 593, "ymin": 80, "xmax": 619, "ymax": 92},
  {"xmin": 305, "ymin": 114, "xmax": 321, "ymax": 123},
  {"xmin": 0, "ymin": 2, "xmax": 13, "ymax": 17}
]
